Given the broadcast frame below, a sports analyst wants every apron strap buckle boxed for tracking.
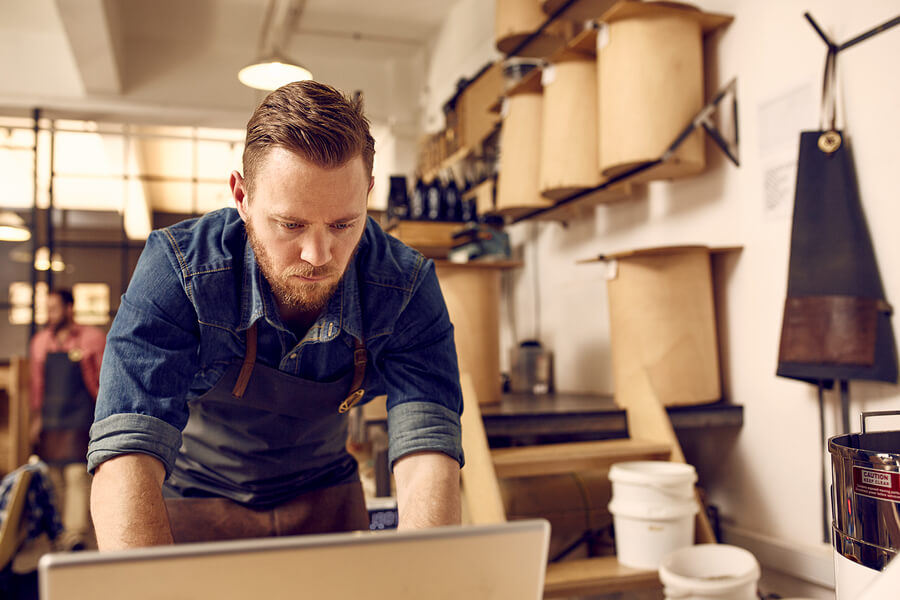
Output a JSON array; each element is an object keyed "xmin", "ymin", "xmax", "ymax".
[{"xmin": 338, "ymin": 388, "xmax": 365, "ymax": 414}]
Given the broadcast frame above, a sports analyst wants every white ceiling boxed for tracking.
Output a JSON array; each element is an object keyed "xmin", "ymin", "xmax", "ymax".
[{"xmin": 0, "ymin": 0, "xmax": 455, "ymax": 129}]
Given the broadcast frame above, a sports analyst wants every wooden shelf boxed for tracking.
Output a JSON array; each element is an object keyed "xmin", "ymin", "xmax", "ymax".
[
  {"xmin": 421, "ymin": 146, "xmax": 471, "ymax": 183},
  {"xmin": 480, "ymin": 392, "xmax": 744, "ymax": 446},
  {"xmin": 365, "ymin": 392, "xmax": 745, "ymax": 445},
  {"xmin": 541, "ymin": 0, "xmax": 619, "ymax": 24},
  {"xmin": 600, "ymin": 1, "xmax": 733, "ymax": 34},
  {"xmin": 386, "ymin": 220, "xmax": 467, "ymax": 258},
  {"xmin": 491, "ymin": 438, "xmax": 672, "ymax": 478},
  {"xmin": 432, "ymin": 259, "xmax": 523, "ymax": 270},
  {"xmin": 544, "ymin": 555, "xmax": 661, "ymax": 598}
]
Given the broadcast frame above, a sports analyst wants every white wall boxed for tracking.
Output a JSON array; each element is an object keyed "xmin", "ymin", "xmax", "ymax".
[{"xmin": 424, "ymin": 0, "xmax": 900, "ymax": 595}]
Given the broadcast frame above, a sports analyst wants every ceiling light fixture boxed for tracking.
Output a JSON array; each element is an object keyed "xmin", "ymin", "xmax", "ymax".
[
  {"xmin": 0, "ymin": 210, "xmax": 31, "ymax": 242},
  {"xmin": 239, "ymin": 0, "xmax": 312, "ymax": 91}
]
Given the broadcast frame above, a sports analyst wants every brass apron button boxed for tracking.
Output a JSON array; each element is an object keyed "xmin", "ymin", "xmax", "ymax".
[{"xmin": 818, "ymin": 130, "xmax": 842, "ymax": 154}]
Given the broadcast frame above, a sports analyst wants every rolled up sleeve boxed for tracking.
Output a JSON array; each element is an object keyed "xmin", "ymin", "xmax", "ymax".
[
  {"xmin": 387, "ymin": 401, "xmax": 464, "ymax": 470},
  {"xmin": 87, "ymin": 413, "xmax": 183, "ymax": 476}
]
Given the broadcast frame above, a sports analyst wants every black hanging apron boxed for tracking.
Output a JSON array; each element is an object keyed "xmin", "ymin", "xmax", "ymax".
[
  {"xmin": 163, "ymin": 322, "xmax": 371, "ymax": 542},
  {"xmin": 39, "ymin": 350, "xmax": 95, "ymax": 464},
  {"xmin": 777, "ymin": 47, "xmax": 898, "ymax": 385}
]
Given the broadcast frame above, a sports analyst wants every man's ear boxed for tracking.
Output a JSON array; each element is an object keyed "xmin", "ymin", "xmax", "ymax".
[
  {"xmin": 230, "ymin": 171, "xmax": 249, "ymax": 222},
  {"xmin": 368, "ymin": 176, "xmax": 375, "ymax": 193}
]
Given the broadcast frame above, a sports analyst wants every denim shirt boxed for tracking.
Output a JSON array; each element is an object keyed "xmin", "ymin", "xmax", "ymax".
[{"xmin": 87, "ymin": 207, "xmax": 464, "ymax": 479}]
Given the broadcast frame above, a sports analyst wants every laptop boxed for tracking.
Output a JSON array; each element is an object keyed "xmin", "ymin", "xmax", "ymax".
[{"xmin": 39, "ymin": 519, "xmax": 551, "ymax": 600}]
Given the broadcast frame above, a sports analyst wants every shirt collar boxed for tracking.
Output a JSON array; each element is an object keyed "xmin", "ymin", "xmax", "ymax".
[{"xmin": 238, "ymin": 240, "xmax": 363, "ymax": 344}]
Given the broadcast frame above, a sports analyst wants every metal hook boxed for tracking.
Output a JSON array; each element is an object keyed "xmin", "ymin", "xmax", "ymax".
[{"xmin": 805, "ymin": 11, "xmax": 900, "ymax": 54}]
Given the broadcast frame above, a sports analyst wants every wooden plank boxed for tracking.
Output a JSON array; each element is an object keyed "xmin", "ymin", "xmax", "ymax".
[
  {"xmin": 613, "ymin": 352, "xmax": 718, "ymax": 542},
  {"xmin": 491, "ymin": 438, "xmax": 671, "ymax": 478},
  {"xmin": 541, "ymin": 0, "xmax": 620, "ymax": 24},
  {"xmin": 600, "ymin": 0, "xmax": 734, "ymax": 34},
  {"xmin": 459, "ymin": 373, "xmax": 507, "ymax": 525},
  {"xmin": 543, "ymin": 555, "xmax": 661, "ymax": 598},
  {"xmin": 387, "ymin": 221, "xmax": 466, "ymax": 258},
  {"xmin": 6, "ymin": 357, "xmax": 31, "ymax": 475}
]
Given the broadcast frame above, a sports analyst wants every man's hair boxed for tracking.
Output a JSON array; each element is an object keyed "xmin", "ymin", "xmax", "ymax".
[
  {"xmin": 50, "ymin": 288, "xmax": 74, "ymax": 307},
  {"xmin": 242, "ymin": 81, "xmax": 375, "ymax": 195}
]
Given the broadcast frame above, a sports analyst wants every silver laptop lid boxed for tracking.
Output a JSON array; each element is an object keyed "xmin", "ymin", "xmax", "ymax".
[{"xmin": 39, "ymin": 519, "xmax": 550, "ymax": 600}]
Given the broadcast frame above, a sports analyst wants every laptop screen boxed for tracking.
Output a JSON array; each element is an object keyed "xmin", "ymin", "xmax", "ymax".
[{"xmin": 39, "ymin": 519, "xmax": 550, "ymax": 600}]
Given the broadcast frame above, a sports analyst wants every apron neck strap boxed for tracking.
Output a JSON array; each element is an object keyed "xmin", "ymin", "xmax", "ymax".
[
  {"xmin": 338, "ymin": 337, "xmax": 367, "ymax": 414},
  {"xmin": 231, "ymin": 321, "xmax": 367, "ymax": 409},
  {"xmin": 232, "ymin": 322, "xmax": 258, "ymax": 399},
  {"xmin": 820, "ymin": 46, "xmax": 839, "ymax": 131}
]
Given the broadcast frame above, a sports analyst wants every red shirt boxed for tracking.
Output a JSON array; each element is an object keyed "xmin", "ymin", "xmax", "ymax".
[{"xmin": 28, "ymin": 323, "xmax": 107, "ymax": 412}]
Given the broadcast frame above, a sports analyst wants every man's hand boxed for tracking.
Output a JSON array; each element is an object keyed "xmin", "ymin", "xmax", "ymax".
[
  {"xmin": 392, "ymin": 451, "xmax": 461, "ymax": 529},
  {"xmin": 90, "ymin": 453, "xmax": 174, "ymax": 549}
]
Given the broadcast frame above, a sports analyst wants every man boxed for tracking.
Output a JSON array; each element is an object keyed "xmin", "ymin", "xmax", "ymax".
[
  {"xmin": 29, "ymin": 288, "xmax": 106, "ymax": 550},
  {"xmin": 88, "ymin": 81, "xmax": 464, "ymax": 550}
]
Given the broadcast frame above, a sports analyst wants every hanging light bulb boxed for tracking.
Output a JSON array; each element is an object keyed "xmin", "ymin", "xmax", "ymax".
[
  {"xmin": 0, "ymin": 210, "xmax": 31, "ymax": 242},
  {"xmin": 238, "ymin": 56, "xmax": 312, "ymax": 91},
  {"xmin": 34, "ymin": 246, "xmax": 66, "ymax": 272},
  {"xmin": 34, "ymin": 246, "xmax": 50, "ymax": 271},
  {"xmin": 239, "ymin": 0, "xmax": 312, "ymax": 91}
]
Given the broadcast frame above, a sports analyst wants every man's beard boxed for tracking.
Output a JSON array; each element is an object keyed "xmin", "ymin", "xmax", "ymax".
[
  {"xmin": 245, "ymin": 218, "xmax": 354, "ymax": 315},
  {"xmin": 50, "ymin": 318, "xmax": 70, "ymax": 334}
]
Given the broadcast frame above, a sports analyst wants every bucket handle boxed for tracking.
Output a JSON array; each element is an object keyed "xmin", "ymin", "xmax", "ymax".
[{"xmin": 860, "ymin": 410, "xmax": 900, "ymax": 433}]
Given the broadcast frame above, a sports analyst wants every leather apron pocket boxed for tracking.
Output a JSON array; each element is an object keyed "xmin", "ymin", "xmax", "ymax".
[{"xmin": 164, "ymin": 480, "xmax": 370, "ymax": 543}]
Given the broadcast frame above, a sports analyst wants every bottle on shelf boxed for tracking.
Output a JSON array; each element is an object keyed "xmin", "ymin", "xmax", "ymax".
[
  {"xmin": 444, "ymin": 174, "xmax": 462, "ymax": 222},
  {"xmin": 409, "ymin": 175, "xmax": 428, "ymax": 221},
  {"xmin": 387, "ymin": 175, "xmax": 409, "ymax": 221},
  {"xmin": 426, "ymin": 177, "xmax": 443, "ymax": 221}
]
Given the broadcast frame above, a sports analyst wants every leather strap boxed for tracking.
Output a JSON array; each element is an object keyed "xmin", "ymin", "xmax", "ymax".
[
  {"xmin": 338, "ymin": 337, "xmax": 367, "ymax": 414},
  {"xmin": 232, "ymin": 322, "xmax": 258, "ymax": 399},
  {"xmin": 232, "ymin": 322, "xmax": 366, "ymax": 410},
  {"xmin": 820, "ymin": 45, "xmax": 838, "ymax": 132}
]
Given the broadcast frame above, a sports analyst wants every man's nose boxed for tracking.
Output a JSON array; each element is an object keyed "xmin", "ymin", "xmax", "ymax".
[{"xmin": 299, "ymin": 229, "xmax": 332, "ymax": 267}]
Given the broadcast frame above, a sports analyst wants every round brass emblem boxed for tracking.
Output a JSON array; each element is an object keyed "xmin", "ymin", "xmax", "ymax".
[
  {"xmin": 818, "ymin": 130, "xmax": 842, "ymax": 154},
  {"xmin": 68, "ymin": 348, "xmax": 83, "ymax": 362}
]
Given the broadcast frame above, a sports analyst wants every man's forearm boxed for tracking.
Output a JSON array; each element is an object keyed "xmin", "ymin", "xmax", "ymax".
[
  {"xmin": 393, "ymin": 451, "xmax": 461, "ymax": 529},
  {"xmin": 90, "ymin": 453, "xmax": 174, "ymax": 550}
]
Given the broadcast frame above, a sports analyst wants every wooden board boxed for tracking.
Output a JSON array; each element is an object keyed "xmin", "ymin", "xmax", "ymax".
[
  {"xmin": 459, "ymin": 373, "xmax": 507, "ymax": 525},
  {"xmin": 387, "ymin": 221, "xmax": 466, "ymax": 258},
  {"xmin": 3, "ymin": 357, "xmax": 31, "ymax": 476},
  {"xmin": 600, "ymin": 0, "xmax": 733, "ymax": 34},
  {"xmin": 491, "ymin": 438, "xmax": 672, "ymax": 478},
  {"xmin": 544, "ymin": 555, "xmax": 662, "ymax": 598}
]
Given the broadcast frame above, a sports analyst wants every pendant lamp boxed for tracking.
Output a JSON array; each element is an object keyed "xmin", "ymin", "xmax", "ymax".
[
  {"xmin": 0, "ymin": 210, "xmax": 31, "ymax": 242},
  {"xmin": 238, "ymin": 0, "xmax": 312, "ymax": 91}
]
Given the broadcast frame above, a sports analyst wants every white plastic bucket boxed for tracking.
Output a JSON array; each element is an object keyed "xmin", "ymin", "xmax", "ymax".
[
  {"xmin": 659, "ymin": 543, "xmax": 761, "ymax": 599},
  {"xmin": 608, "ymin": 461, "xmax": 699, "ymax": 570}
]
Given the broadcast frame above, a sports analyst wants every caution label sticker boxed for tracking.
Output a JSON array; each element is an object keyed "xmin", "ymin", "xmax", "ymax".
[{"xmin": 853, "ymin": 466, "xmax": 900, "ymax": 502}]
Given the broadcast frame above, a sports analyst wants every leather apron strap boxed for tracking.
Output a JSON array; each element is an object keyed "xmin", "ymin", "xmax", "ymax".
[{"xmin": 231, "ymin": 322, "xmax": 368, "ymax": 414}]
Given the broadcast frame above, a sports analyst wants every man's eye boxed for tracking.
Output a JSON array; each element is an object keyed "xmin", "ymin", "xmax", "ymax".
[
  {"xmin": 281, "ymin": 222, "xmax": 301, "ymax": 230},
  {"xmin": 331, "ymin": 223, "xmax": 352, "ymax": 230}
]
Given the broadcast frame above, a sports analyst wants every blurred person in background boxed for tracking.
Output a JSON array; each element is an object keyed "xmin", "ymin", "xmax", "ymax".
[{"xmin": 29, "ymin": 288, "xmax": 106, "ymax": 550}]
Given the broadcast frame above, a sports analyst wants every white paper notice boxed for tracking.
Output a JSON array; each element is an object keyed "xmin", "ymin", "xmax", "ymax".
[{"xmin": 757, "ymin": 83, "xmax": 816, "ymax": 221}]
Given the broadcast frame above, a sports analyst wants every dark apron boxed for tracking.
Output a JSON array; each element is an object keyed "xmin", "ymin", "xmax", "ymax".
[
  {"xmin": 163, "ymin": 322, "xmax": 371, "ymax": 542},
  {"xmin": 39, "ymin": 351, "xmax": 95, "ymax": 464},
  {"xmin": 777, "ymin": 46, "xmax": 897, "ymax": 386}
]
